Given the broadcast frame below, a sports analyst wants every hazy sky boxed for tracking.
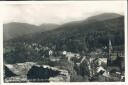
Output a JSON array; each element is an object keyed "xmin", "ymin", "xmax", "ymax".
[{"xmin": 2, "ymin": 1, "xmax": 126, "ymax": 25}]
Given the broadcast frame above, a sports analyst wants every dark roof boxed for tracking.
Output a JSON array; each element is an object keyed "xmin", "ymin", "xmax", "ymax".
[{"xmin": 4, "ymin": 65, "xmax": 17, "ymax": 78}]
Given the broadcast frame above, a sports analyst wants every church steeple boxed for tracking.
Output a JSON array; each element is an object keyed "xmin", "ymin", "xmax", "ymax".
[{"xmin": 108, "ymin": 40, "xmax": 113, "ymax": 61}]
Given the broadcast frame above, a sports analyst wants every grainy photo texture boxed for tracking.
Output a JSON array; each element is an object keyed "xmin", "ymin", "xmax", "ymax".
[{"xmin": 3, "ymin": 1, "xmax": 125, "ymax": 82}]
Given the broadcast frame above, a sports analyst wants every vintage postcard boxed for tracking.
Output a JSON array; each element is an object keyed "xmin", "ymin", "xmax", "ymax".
[{"xmin": 0, "ymin": 0, "xmax": 127, "ymax": 84}]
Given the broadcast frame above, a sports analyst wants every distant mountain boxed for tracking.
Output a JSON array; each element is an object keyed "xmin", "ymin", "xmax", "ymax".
[
  {"xmin": 58, "ymin": 13, "xmax": 122, "ymax": 26},
  {"xmin": 3, "ymin": 22, "xmax": 38, "ymax": 41},
  {"xmin": 85, "ymin": 13, "xmax": 122, "ymax": 22},
  {"xmin": 39, "ymin": 23, "xmax": 59, "ymax": 31},
  {"xmin": 9, "ymin": 13, "xmax": 124, "ymax": 51},
  {"xmin": 27, "ymin": 13, "xmax": 124, "ymax": 52},
  {"xmin": 3, "ymin": 22, "xmax": 59, "ymax": 41}
]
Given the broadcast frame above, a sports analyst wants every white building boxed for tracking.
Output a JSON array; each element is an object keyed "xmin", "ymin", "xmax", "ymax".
[
  {"xmin": 64, "ymin": 52, "xmax": 80, "ymax": 61},
  {"xmin": 49, "ymin": 50, "xmax": 53, "ymax": 56},
  {"xmin": 98, "ymin": 58, "xmax": 107, "ymax": 66}
]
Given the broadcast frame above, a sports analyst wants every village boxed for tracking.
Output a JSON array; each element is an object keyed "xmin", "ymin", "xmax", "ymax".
[{"xmin": 4, "ymin": 39, "xmax": 125, "ymax": 82}]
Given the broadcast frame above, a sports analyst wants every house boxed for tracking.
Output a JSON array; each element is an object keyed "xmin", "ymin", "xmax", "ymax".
[
  {"xmin": 4, "ymin": 65, "xmax": 17, "ymax": 78},
  {"xmin": 4, "ymin": 62, "xmax": 70, "ymax": 82},
  {"xmin": 4, "ymin": 62, "xmax": 36, "ymax": 76},
  {"xmin": 97, "ymin": 66, "xmax": 109, "ymax": 77},
  {"xmin": 49, "ymin": 50, "xmax": 53, "ymax": 56},
  {"xmin": 50, "ymin": 56, "xmax": 60, "ymax": 62},
  {"xmin": 62, "ymin": 51, "xmax": 67, "ymax": 56},
  {"xmin": 87, "ymin": 57, "xmax": 108, "ymax": 77},
  {"xmin": 98, "ymin": 58, "xmax": 107, "ymax": 66},
  {"xmin": 27, "ymin": 65, "xmax": 70, "ymax": 82},
  {"xmin": 63, "ymin": 52, "xmax": 80, "ymax": 61}
]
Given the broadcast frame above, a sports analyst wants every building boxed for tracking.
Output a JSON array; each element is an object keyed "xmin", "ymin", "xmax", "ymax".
[
  {"xmin": 4, "ymin": 62, "xmax": 36, "ymax": 76},
  {"xmin": 63, "ymin": 51, "xmax": 80, "ymax": 61}
]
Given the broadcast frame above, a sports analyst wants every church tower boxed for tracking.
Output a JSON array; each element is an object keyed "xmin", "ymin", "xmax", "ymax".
[{"xmin": 108, "ymin": 40, "xmax": 113, "ymax": 62}]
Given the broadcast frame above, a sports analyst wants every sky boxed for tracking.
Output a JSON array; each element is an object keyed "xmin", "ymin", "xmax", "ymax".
[{"xmin": 1, "ymin": 1, "xmax": 126, "ymax": 25}]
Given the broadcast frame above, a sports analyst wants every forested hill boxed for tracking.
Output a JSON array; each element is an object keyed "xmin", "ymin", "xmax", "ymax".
[
  {"xmin": 42, "ymin": 16, "xmax": 124, "ymax": 52},
  {"xmin": 3, "ymin": 22, "xmax": 59, "ymax": 41},
  {"xmin": 5, "ymin": 13, "xmax": 124, "ymax": 53}
]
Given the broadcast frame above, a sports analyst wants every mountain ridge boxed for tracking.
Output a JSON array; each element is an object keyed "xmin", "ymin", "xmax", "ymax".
[
  {"xmin": 3, "ymin": 22, "xmax": 59, "ymax": 41},
  {"xmin": 4, "ymin": 13, "xmax": 124, "ymax": 43}
]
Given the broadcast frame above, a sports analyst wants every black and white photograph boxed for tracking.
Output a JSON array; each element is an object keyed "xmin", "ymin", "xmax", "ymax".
[{"xmin": 2, "ymin": 1, "xmax": 126, "ymax": 83}]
